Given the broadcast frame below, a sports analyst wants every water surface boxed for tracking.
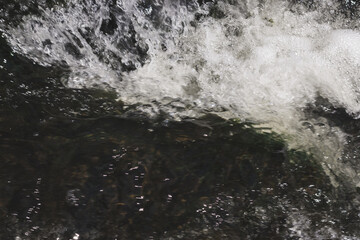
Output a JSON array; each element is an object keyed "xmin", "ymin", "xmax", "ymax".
[{"xmin": 1, "ymin": 0, "xmax": 360, "ymax": 239}]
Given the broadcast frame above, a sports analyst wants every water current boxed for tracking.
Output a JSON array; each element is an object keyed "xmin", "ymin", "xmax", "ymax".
[{"xmin": 1, "ymin": 0, "xmax": 360, "ymax": 239}]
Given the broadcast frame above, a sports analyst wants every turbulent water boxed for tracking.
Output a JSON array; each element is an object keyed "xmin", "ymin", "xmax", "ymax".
[
  {"xmin": 1, "ymin": 0, "xmax": 360, "ymax": 239},
  {"xmin": 3, "ymin": 0, "xmax": 360, "ymax": 185}
]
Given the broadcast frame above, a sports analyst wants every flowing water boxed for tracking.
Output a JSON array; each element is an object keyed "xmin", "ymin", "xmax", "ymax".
[{"xmin": 1, "ymin": 0, "xmax": 360, "ymax": 239}]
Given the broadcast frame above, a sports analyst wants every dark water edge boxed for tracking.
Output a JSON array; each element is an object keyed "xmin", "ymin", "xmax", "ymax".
[{"xmin": 0, "ymin": 35, "xmax": 360, "ymax": 239}]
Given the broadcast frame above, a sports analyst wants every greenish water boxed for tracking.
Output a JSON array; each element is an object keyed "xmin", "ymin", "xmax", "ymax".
[
  {"xmin": 0, "ymin": 35, "xmax": 359, "ymax": 239},
  {"xmin": 1, "ymin": 0, "xmax": 360, "ymax": 239}
]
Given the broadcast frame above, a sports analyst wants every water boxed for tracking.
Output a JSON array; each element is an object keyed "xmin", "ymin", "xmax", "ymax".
[{"xmin": 1, "ymin": 0, "xmax": 360, "ymax": 239}]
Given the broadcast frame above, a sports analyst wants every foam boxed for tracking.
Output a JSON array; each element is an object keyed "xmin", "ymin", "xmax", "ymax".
[{"xmin": 2, "ymin": 0, "xmax": 360, "ymax": 185}]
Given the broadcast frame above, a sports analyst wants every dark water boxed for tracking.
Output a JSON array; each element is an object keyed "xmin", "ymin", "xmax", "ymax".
[{"xmin": 1, "ymin": 0, "xmax": 360, "ymax": 239}]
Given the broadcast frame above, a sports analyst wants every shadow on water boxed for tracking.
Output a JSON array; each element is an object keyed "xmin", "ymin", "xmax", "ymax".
[{"xmin": 0, "ymin": 35, "xmax": 359, "ymax": 239}]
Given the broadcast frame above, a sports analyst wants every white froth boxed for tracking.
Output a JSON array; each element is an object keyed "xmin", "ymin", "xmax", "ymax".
[{"xmin": 3, "ymin": 0, "xmax": 360, "ymax": 185}]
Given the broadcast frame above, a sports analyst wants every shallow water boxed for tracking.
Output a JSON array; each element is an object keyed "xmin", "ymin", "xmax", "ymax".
[{"xmin": 1, "ymin": 0, "xmax": 360, "ymax": 239}]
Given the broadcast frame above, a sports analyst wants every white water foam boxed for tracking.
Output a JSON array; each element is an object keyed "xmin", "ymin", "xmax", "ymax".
[{"xmin": 2, "ymin": 0, "xmax": 360, "ymax": 187}]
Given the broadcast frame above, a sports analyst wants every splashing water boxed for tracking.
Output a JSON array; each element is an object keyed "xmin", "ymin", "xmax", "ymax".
[
  {"xmin": 2, "ymin": 0, "xmax": 360, "ymax": 187},
  {"xmin": 3, "ymin": 1, "xmax": 360, "ymax": 238}
]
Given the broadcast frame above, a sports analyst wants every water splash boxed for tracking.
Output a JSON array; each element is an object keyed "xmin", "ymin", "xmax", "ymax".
[{"xmin": 2, "ymin": 0, "xmax": 360, "ymax": 187}]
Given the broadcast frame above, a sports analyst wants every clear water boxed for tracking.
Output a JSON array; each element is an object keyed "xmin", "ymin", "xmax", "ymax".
[{"xmin": 1, "ymin": 0, "xmax": 360, "ymax": 239}]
